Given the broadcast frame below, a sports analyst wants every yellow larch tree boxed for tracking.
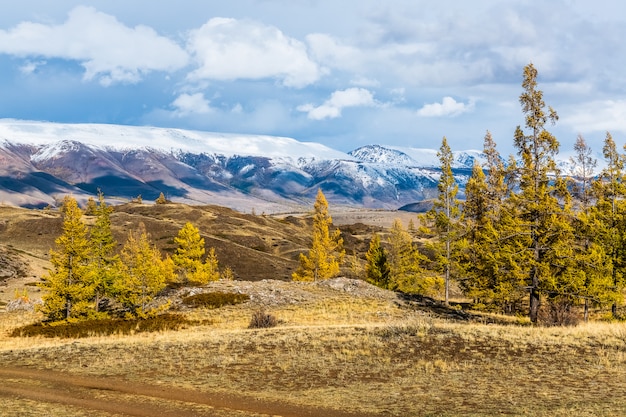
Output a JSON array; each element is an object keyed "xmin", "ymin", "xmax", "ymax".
[
  {"xmin": 172, "ymin": 222, "xmax": 220, "ymax": 284},
  {"xmin": 114, "ymin": 223, "xmax": 175, "ymax": 317},
  {"xmin": 38, "ymin": 196, "xmax": 95, "ymax": 321},
  {"xmin": 292, "ymin": 189, "xmax": 344, "ymax": 281}
]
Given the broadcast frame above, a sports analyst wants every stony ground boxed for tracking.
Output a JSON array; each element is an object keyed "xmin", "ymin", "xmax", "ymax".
[{"xmin": 168, "ymin": 277, "xmax": 399, "ymax": 310}]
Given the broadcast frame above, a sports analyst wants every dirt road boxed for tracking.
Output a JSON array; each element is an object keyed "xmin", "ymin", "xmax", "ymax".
[{"xmin": 0, "ymin": 367, "xmax": 375, "ymax": 417}]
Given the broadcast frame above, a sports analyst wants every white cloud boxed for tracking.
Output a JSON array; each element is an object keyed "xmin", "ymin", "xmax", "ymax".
[
  {"xmin": 298, "ymin": 88, "xmax": 376, "ymax": 120},
  {"xmin": 187, "ymin": 18, "xmax": 324, "ymax": 88},
  {"xmin": 562, "ymin": 100, "xmax": 626, "ymax": 134},
  {"xmin": 19, "ymin": 60, "xmax": 46, "ymax": 75},
  {"xmin": 0, "ymin": 6, "xmax": 188, "ymax": 85},
  {"xmin": 417, "ymin": 96, "xmax": 475, "ymax": 117},
  {"xmin": 307, "ymin": 33, "xmax": 364, "ymax": 73},
  {"xmin": 350, "ymin": 76, "xmax": 380, "ymax": 87},
  {"xmin": 171, "ymin": 93, "xmax": 213, "ymax": 116}
]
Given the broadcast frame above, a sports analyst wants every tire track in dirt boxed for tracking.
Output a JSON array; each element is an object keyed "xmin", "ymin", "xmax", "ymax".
[{"xmin": 0, "ymin": 367, "xmax": 375, "ymax": 417}]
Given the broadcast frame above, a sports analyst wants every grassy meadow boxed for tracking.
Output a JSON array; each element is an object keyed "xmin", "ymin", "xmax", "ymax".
[{"xmin": 1, "ymin": 293, "xmax": 626, "ymax": 416}]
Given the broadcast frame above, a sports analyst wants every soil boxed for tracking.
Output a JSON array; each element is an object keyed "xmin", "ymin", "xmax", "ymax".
[{"xmin": 0, "ymin": 367, "xmax": 378, "ymax": 417}]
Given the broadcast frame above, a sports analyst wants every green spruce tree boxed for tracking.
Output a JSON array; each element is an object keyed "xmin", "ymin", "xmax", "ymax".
[{"xmin": 365, "ymin": 233, "xmax": 391, "ymax": 289}]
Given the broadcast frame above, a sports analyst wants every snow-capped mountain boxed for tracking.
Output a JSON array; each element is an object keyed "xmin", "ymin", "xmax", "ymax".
[
  {"xmin": 349, "ymin": 145, "xmax": 486, "ymax": 169},
  {"xmin": 0, "ymin": 119, "xmax": 596, "ymax": 212}
]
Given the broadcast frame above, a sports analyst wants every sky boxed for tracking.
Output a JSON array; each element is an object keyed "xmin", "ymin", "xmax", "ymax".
[{"xmin": 0, "ymin": 1, "xmax": 625, "ymax": 155}]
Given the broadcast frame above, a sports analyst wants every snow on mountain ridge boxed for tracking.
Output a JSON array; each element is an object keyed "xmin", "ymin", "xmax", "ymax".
[
  {"xmin": 349, "ymin": 145, "xmax": 417, "ymax": 166},
  {"xmin": 1, "ymin": 120, "xmax": 610, "ymax": 175},
  {"xmin": 351, "ymin": 144, "xmax": 486, "ymax": 169},
  {"xmin": 0, "ymin": 119, "xmax": 353, "ymax": 162},
  {"xmin": 0, "ymin": 119, "xmax": 611, "ymax": 212}
]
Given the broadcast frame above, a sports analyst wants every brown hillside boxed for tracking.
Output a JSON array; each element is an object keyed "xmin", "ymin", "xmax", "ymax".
[
  {"xmin": 0, "ymin": 202, "xmax": 394, "ymax": 306},
  {"xmin": 110, "ymin": 202, "xmax": 314, "ymax": 281}
]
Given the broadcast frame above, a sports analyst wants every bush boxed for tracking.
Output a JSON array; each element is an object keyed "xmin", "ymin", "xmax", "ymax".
[
  {"xmin": 248, "ymin": 310, "xmax": 278, "ymax": 329},
  {"xmin": 538, "ymin": 298, "xmax": 581, "ymax": 327},
  {"xmin": 182, "ymin": 291, "xmax": 250, "ymax": 308},
  {"xmin": 10, "ymin": 314, "xmax": 191, "ymax": 338}
]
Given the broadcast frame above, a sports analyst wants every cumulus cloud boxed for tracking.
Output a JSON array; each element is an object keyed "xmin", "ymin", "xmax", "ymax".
[
  {"xmin": 417, "ymin": 96, "xmax": 475, "ymax": 117},
  {"xmin": 171, "ymin": 93, "xmax": 213, "ymax": 116},
  {"xmin": 562, "ymin": 100, "xmax": 626, "ymax": 134},
  {"xmin": 298, "ymin": 88, "xmax": 376, "ymax": 120},
  {"xmin": 187, "ymin": 18, "xmax": 324, "ymax": 88},
  {"xmin": 0, "ymin": 6, "xmax": 188, "ymax": 85}
]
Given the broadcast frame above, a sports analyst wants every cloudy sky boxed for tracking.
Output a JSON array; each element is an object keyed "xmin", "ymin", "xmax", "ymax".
[{"xmin": 0, "ymin": 0, "xmax": 624, "ymax": 155}]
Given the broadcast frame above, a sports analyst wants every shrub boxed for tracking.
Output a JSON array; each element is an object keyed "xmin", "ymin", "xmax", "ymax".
[
  {"xmin": 220, "ymin": 267, "xmax": 235, "ymax": 281},
  {"xmin": 248, "ymin": 310, "xmax": 278, "ymax": 329},
  {"xmin": 182, "ymin": 292, "xmax": 249, "ymax": 308},
  {"xmin": 538, "ymin": 298, "xmax": 581, "ymax": 327},
  {"xmin": 10, "ymin": 314, "xmax": 190, "ymax": 338}
]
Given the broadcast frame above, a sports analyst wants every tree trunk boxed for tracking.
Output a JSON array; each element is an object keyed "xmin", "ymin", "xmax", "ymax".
[
  {"xmin": 445, "ymin": 239, "xmax": 450, "ymax": 306},
  {"xmin": 529, "ymin": 265, "xmax": 540, "ymax": 323},
  {"xmin": 584, "ymin": 298, "xmax": 589, "ymax": 323},
  {"xmin": 529, "ymin": 286, "xmax": 540, "ymax": 323}
]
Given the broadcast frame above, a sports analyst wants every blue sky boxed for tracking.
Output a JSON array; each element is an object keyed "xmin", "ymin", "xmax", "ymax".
[{"xmin": 0, "ymin": 1, "xmax": 625, "ymax": 155}]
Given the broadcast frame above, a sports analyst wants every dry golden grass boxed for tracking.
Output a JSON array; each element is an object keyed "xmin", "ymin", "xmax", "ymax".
[
  {"xmin": 0, "ymin": 397, "xmax": 112, "ymax": 417},
  {"xmin": 1, "ymin": 296, "xmax": 626, "ymax": 416}
]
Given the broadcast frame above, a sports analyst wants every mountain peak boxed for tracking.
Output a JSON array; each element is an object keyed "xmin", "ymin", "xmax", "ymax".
[{"xmin": 349, "ymin": 145, "xmax": 416, "ymax": 165}]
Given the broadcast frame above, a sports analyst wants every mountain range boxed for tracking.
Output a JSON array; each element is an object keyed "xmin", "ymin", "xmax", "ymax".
[{"xmin": 0, "ymin": 119, "xmax": 595, "ymax": 213}]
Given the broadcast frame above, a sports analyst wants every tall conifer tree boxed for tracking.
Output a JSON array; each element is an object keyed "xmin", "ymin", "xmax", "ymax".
[
  {"xmin": 568, "ymin": 136, "xmax": 614, "ymax": 321},
  {"xmin": 39, "ymin": 196, "xmax": 94, "ymax": 321},
  {"xmin": 590, "ymin": 133, "xmax": 626, "ymax": 317},
  {"xmin": 365, "ymin": 233, "xmax": 391, "ymax": 289},
  {"xmin": 387, "ymin": 219, "xmax": 432, "ymax": 293},
  {"xmin": 460, "ymin": 162, "xmax": 494, "ymax": 302},
  {"xmin": 87, "ymin": 191, "xmax": 119, "ymax": 313},
  {"xmin": 292, "ymin": 189, "xmax": 344, "ymax": 281},
  {"xmin": 423, "ymin": 137, "xmax": 461, "ymax": 305},
  {"xmin": 511, "ymin": 62, "xmax": 576, "ymax": 323}
]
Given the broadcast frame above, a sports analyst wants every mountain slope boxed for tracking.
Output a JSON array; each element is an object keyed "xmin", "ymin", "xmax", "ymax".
[{"xmin": 0, "ymin": 119, "xmax": 593, "ymax": 211}]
